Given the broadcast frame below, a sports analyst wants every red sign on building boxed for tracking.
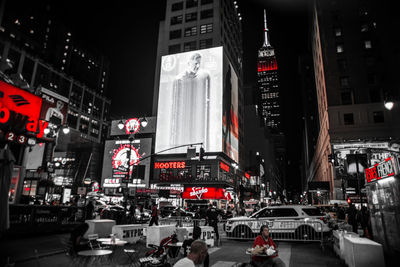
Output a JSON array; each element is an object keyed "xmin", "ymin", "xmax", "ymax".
[
  {"xmin": 182, "ymin": 187, "xmax": 231, "ymax": 200},
  {"xmin": 220, "ymin": 161, "xmax": 230, "ymax": 172},
  {"xmin": 365, "ymin": 157, "xmax": 396, "ymax": 183},
  {"xmin": 154, "ymin": 161, "xmax": 186, "ymax": 169}
]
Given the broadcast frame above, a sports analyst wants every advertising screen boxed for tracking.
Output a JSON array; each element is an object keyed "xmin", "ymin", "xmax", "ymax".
[
  {"xmin": 110, "ymin": 117, "xmax": 156, "ymax": 136},
  {"xmin": 39, "ymin": 88, "xmax": 68, "ymax": 126},
  {"xmin": 156, "ymin": 47, "xmax": 223, "ymax": 155},
  {"xmin": 223, "ymin": 62, "xmax": 239, "ymax": 161},
  {"xmin": 101, "ymin": 138, "xmax": 152, "ymax": 186}
]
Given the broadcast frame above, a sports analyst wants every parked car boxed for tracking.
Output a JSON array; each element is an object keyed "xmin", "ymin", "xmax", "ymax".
[
  {"xmin": 160, "ymin": 206, "xmax": 195, "ymax": 221},
  {"xmin": 100, "ymin": 205, "xmax": 128, "ymax": 223},
  {"xmin": 225, "ymin": 205, "xmax": 331, "ymax": 240}
]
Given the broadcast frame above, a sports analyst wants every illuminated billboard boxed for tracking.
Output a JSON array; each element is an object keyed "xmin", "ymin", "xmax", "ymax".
[
  {"xmin": 110, "ymin": 117, "xmax": 156, "ymax": 136},
  {"xmin": 155, "ymin": 47, "xmax": 239, "ymax": 161},
  {"xmin": 101, "ymin": 138, "xmax": 152, "ymax": 187}
]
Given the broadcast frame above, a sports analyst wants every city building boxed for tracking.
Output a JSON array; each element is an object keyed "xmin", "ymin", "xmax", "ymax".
[
  {"xmin": 151, "ymin": 0, "xmax": 244, "ymax": 208},
  {"xmin": 0, "ymin": 1, "xmax": 111, "ymax": 204},
  {"xmin": 256, "ymin": 10, "xmax": 287, "ymax": 197},
  {"xmin": 309, "ymin": 0, "xmax": 400, "ymax": 255}
]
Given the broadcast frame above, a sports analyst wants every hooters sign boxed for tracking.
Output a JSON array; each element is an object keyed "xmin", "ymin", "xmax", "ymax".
[
  {"xmin": 182, "ymin": 187, "xmax": 232, "ymax": 200},
  {"xmin": 365, "ymin": 157, "xmax": 398, "ymax": 184}
]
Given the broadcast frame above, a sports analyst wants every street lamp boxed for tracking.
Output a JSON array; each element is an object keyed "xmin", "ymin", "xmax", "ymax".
[
  {"xmin": 121, "ymin": 118, "xmax": 148, "ymax": 213},
  {"xmin": 384, "ymin": 100, "xmax": 394, "ymax": 110}
]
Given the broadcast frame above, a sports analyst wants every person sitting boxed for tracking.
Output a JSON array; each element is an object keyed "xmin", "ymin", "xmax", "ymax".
[
  {"xmin": 251, "ymin": 225, "xmax": 285, "ymax": 267},
  {"xmin": 173, "ymin": 240, "xmax": 208, "ymax": 267},
  {"xmin": 182, "ymin": 226, "xmax": 209, "ymax": 267}
]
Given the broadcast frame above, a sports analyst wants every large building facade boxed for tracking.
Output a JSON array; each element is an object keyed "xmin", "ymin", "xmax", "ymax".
[
  {"xmin": 308, "ymin": 0, "xmax": 400, "ymax": 254},
  {"xmin": 0, "ymin": 1, "xmax": 111, "ymax": 204},
  {"xmin": 151, "ymin": 0, "xmax": 246, "ymax": 207}
]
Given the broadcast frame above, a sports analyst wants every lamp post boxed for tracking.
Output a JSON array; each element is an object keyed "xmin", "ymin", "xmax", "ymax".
[{"xmin": 117, "ymin": 118, "xmax": 148, "ymax": 214}]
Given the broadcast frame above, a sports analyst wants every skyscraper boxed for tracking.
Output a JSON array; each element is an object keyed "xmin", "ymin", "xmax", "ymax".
[{"xmin": 257, "ymin": 10, "xmax": 282, "ymax": 133}]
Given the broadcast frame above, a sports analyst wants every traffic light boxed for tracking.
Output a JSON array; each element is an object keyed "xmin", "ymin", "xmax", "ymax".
[
  {"xmin": 199, "ymin": 147, "xmax": 205, "ymax": 161},
  {"xmin": 347, "ymin": 197, "xmax": 351, "ymax": 204}
]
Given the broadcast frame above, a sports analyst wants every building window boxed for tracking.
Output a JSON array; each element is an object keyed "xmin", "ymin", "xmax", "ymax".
[
  {"xmin": 200, "ymin": 23, "xmax": 213, "ymax": 34},
  {"xmin": 338, "ymin": 59, "xmax": 347, "ymax": 70},
  {"xmin": 186, "ymin": 0, "xmax": 198, "ymax": 8},
  {"xmin": 361, "ymin": 23, "xmax": 369, "ymax": 32},
  {"xmin": 369, "ymin": 89, "xmax": 381, "ymax": 103},
  {"xmin": 334, "ymin": 27, "xmax": 342, "ymax": 37},
  {"xmin": 184, "ymin": 41, "xmax": 197, "ymax": 51},
  {"xmin": 185, "ymin": 12, "xmax": 197, "ymax": 22},
  {"xmin": 364, "ymin": 40, "xmax": 372, "ymax": 49},
  {"xmin": 170, "ymin": 15, "xmax": 183, "ymax": 25},
  {"xmin": 201, "ymin": 0, "xmax": 213, "ymax": 5},
  {"xmin": 200, "ymin": 9, "xmax": 213, "ymax": 19},
  {"xmin": 199, "ymin": 38, "xmax": 212, "ymax": 49},
  {"xmin": 171, "ymin": 2, "xmax": 184, "ymax": 11},
  {"xmin": 184, "ymin": 26, "xmax": 197, "ymax": 37},
  {"xmin": 169, "ymin": 29, "xmax": 182, "ymax": 40},
  {"xmin": 373, "ymin": 111, "xmax": 384, "ymax": 123},
  {"xmin": 168, "ymin": 44, "xmax": 181, "ymax": 54},
  {"xmin": 340, "ymin": 90, "xmax": 353, "ymax": 105},
  {"xmin": 367, "ymin": 73, "xmax": 376, "ymax": 85},
  {"xmin": 340, "ymin": 76, "xmax": 349, "ymax": 87},
  {"xmin": 343, "ymin": 113, "xmax": 354, "ymax": 125},
  {"xmin": 336, "ymin": 43, "xmax": 344, "ymax": 53}
]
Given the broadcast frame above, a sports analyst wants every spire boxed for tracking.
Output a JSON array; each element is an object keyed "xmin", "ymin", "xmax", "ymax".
[{"xmin": 263, "ymin": 9, "xmax": 271, "ymax": 47}]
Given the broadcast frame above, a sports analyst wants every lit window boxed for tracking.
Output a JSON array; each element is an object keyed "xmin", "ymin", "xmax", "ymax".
[
  {"xmin": 336, "ymin": 44, "xmax": 344, "ymax": 53},
  {"xmin": 65, "ymin": 45, "xmax": 69, "ymax": 49},
  {"xmin": 67, "ymin": 32, "xmax": 71, "ymax": 36},
  {"xmin": 334, "ymin": 27, "xmax": 342, "ymax": 36},
  {"xmin": 30, "ymin": 29, "xmax": 34, "ymax": 34},
  {"xmin": 184, "ymin": 26, "xmax": 197, "ymax": 37},
  {"xmin": 200, "ymin": 23, "xmax": 213, "ymax": 34},
  {"xmin": 14, "ymin": 19, "xmax": 20, "ymax": 25},
  {"xmin": 364, "ymin": 40, "xmax": 372, "ymax": 49}
]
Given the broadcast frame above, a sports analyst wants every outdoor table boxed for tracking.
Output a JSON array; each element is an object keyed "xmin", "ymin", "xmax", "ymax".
[
  {"xmin": 97, "ymin": 237, "xmax": 120, "ymax": 243},
  {"xmin": 101, "ymin": 240, "xmax": 128, "ymax": 246},
  {"xmin": 78, "ymin": 249, "xmax": 113, "ymax": 256}
]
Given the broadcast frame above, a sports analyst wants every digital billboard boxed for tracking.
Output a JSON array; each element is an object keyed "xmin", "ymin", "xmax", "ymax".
[
  {"xmin": 39, "ymin": 88, "xmax": 68, "ymax": 126},
  {"xmin": 155, "ymin": 47, "xmax": 239, "ymax": 161},
  {"xmin": 101, "ymin": 138, "xmax": 152, "ymax": 187},
  {"xmin": 110, "ymin": 117, "xmax": 156, "ymax": 136}
]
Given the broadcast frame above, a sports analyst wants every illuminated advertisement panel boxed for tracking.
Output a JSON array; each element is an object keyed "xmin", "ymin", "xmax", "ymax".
[
  {"xmin": 39, "ymin": 88, "xmax": 68, "ymax": 126},
  {"xmin": 110, "ymin": 117, "xmax": 156, "ymax": 136},
  {"xmin": 101, "ymin": 138, "xmax": 152, "ymax": 186},
  {"xmin": 223, "ymin": 62, "xmax": 239, "ymax": 161},
  {"xmin": 156, "ymin": 47, "xmax": 223, "ymax": 155},
  {"xmin": 182, "ymin": 187, "xmax": 232, "ymax": 200}
]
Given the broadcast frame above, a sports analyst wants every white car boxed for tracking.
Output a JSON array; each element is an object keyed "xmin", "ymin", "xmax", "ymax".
[{"xmin": 225, "ymin": 205, "xmax": 331, "ymax": 240}]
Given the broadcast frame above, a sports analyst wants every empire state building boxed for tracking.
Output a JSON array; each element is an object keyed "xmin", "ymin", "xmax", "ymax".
[{"xmin": 257, "ymin": 10, "xmax": 282, "ymax": 133}]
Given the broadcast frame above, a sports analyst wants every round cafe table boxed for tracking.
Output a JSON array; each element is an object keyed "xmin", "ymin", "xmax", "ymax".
[
  {"xmin": 101, "ymin": 240, "xmax": 128, "ymax": 246},
  {"xmin": 78, "ymin": 249, "xmax": 113, "ymax": 256}
]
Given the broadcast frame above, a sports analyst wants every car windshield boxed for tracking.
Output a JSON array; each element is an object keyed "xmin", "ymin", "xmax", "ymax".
[{"xmin": 302, "ymin": 208, "xmax": 324, "ymax": 216}]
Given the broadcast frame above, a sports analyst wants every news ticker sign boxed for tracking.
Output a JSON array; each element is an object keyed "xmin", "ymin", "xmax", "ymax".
[{"xmin": 365, "ymin": 157, "xmax": 398, "ymax": 184}]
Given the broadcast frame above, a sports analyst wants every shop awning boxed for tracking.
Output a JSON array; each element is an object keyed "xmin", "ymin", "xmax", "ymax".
[{"xmin": 182, "ymin": 187, "xmax": 231, "ymax": 200}]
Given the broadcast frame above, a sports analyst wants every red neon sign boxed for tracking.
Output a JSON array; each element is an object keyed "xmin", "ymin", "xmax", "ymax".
[
  {"xmin": 220, "ymin": 162, "xmax": 230, "ymax": 172},
  {"xmin": 257, "ymin": 58, "xmax": 277, "ymax": 72},
  {"xmin": 365, "ymin": 157, "xmax": 395, "ymax": 183},
  {"xmin": 154, "ymin": 161, "xmax": 186, "ymax": 169},
  {"xmin": 125, "ymin": 118, "xmax": 140, "ymax": 134},
  {"xmin": 0, "ymin": 81, "xmax": 48, "ymax": 138},
  {"xmin": 182, "ymin": 187, "xmax": 231, "ymax": 200}
]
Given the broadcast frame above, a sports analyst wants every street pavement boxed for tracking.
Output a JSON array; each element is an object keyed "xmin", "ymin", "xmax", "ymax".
[{"xmin": 1, "ymin": 232, "xmax": 348, "ymax": 267}]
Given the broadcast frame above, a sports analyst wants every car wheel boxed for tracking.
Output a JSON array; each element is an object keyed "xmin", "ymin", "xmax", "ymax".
[
  {"xmin": 233, "ymin": 225, "xmax": 253, "ymax": 240},
  {"xmin": 295, "ymin": 225, "xmax": 316, "ymax": 241}
]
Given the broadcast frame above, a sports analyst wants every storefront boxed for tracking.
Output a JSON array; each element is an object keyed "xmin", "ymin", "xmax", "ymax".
[
  {"xmin": 365, "ymin": 155, "xmax": 400, "ymax": 256},
  {"xmin": 182, "ymin": 186, "xmax": 232, "ymax": 209}
]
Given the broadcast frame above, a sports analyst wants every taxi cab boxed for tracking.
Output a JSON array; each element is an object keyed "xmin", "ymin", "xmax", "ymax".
[{"xmin": 225, "ymin": 205, "xmax": 331, "ymax": 240}]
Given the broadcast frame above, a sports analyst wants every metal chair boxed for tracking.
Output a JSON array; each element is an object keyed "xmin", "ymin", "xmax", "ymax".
[{"xmin": 124, "ymin": 249, "xmax": 140, "ymax": 267}]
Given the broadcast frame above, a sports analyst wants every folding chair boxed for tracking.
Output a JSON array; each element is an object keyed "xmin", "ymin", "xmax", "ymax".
[{"xmin": 124, "ymin": 249, "xmax": 140, "ymax": 267}]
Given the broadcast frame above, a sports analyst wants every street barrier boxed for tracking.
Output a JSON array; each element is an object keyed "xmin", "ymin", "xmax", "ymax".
[{"xmin": 224, "ymin": 218, "xmax": 326, "ymax": 245}]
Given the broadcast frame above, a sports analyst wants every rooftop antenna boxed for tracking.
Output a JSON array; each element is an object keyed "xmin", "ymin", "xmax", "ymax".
[{"xmin": 263, "ymin": 9, "xmax": 271, "ymax": 47}]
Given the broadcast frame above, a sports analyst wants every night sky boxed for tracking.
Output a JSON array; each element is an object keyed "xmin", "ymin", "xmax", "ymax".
[{"xmin": 57, "ymin": 0, "xmax": 309, "ymax": 191}]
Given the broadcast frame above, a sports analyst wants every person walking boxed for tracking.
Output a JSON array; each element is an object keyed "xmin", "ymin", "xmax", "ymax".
[
  {"xmin": 149, "ymin": 202, "xmax": 159, "ymax": 226},
  {"xmin": 346, "ymin": 203, "xmax": 358, "ymax": 233}
]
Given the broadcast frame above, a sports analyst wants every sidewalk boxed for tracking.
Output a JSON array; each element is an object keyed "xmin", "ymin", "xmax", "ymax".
[{"xmin": 1, "ymin": 233, "xmax": 346, "ymax": 267}]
